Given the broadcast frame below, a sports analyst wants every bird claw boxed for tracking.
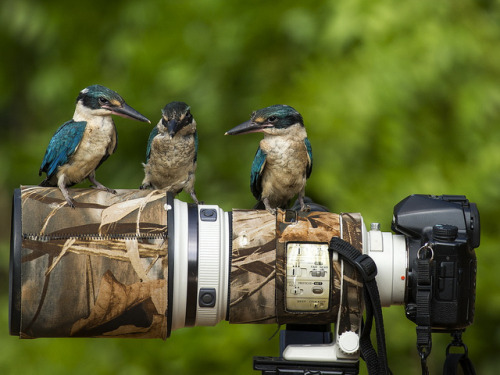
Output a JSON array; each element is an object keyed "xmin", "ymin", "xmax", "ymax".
[
  {"xmin": 140, "ymin": 184, "xmax": 153, "ymax": 190},
  {"xmin": 267, "ymin": 208, "xmax": 277, "ymax": 215},
  {"xmin": 91, "ymin": 184, "xmax": 116, "ymax": 194},
  {"xmin": 189, "ymin": 191, "xmax": 200, "ymax": 205},
  {"xmin": 262, "ymin": 198, "xmax": 277, "ymax": 215},
  {"xmin": 300, "ymin": 204, "xmax": 311, "ymax": 212},
  {"xmin": 58, "ymin": 184, "xmax": 76, "ymax": 208}
]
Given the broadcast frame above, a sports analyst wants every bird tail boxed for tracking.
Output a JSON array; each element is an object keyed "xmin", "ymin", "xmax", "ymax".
[
  {"xmin": 39, "ymin": 179, "xmax": 54, "ymax": 187},
  {"xmin": 290, "ymin": 196, "xmax": 330, "ymax": 212},
  {"xmin": 253, "ymin": 201, "xmax": 265, "ymax": 210}
]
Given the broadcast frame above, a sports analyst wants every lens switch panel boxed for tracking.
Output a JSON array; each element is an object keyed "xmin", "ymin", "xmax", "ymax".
[{"xmin": 285, "ymin": 242, "xmax": 330, "ymax": 312}]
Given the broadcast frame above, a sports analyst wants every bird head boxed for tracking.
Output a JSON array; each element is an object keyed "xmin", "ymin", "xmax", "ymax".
[
  {"xmin": 159, "ymin": 101, "xmax": 196, "ymax": 138},
  {"xmin": 225, "ymin": 104, "xmax": 304, "ymax": 136},
  {"xmin": 76, "ymin": 84, "xmax": 150, "ymax": 123}
]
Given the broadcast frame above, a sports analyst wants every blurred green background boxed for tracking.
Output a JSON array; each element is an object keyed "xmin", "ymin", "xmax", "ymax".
[{"xmin": 1, "ymin": 0, "xmax": 500, "ymax": 374}]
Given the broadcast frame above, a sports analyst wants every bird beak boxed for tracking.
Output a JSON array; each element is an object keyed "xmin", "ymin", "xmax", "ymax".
[
  {"xmin": 107, "ymin": 103, "xmax": 151, "ymax": 123},
  {"xmin": 225, "ymin": 120, "xmax": 271, "ymax": 135},
  {"xmin": 166, "ymin": 119, "xmax": 179, "ymax": 138}
]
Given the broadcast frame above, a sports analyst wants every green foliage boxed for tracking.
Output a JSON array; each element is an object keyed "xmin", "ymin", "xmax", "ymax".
[{"xmin": 1, "ymin": 0, "xmax": 500, "ymax": 374}]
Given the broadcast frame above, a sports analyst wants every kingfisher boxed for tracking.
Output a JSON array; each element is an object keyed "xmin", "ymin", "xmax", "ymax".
[
  {"xmin": 39, "ymin": 84, "xmax": 150, "ymax": 208},
  {"xmin": 140, "ymin": 101, "xmax": 200, "ymax": 204},
  {"xmin": 225, "ymin": 104, "xmax": 313, "ymax": 213}
]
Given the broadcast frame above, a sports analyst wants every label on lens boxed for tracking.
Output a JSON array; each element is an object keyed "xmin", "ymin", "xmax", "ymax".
[{"xmin": 285, "ymin": 242, "xmax": 330, "ymax": 312}]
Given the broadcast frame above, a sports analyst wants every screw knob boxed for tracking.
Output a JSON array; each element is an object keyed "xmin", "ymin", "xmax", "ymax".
[
  {"xmin": 433, "ymin": 224, "xmax": 458, "ymax": 242},
  {"xmin": 338, "ymin": 331, "xmax": 359, "ymax": 355}
]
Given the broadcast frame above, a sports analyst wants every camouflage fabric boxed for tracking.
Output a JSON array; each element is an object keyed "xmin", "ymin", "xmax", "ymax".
[
  {"xmin": 229, "ymin": 210, "xmax": 277, "ymax": 324},
  {"xmin": 230, "ymin": 209, "xmax": 364, "ymax": 332},
  {"xmin": 276, "ymin": 210, "xmax": 342, "ymax": 324},
  {"xmin": 17, "ymin": 187, "xmax": 364, "ymax": 338},
  {"xmin": 19, "ymin": 186, "xmax": 168, "ymax": 339}
]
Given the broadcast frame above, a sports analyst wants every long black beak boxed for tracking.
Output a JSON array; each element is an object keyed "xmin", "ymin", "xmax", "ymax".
[
  {"xmin": 225, "ymin": 120, "xmax": 271, "ymax": 135},
  {"xmin": 166, "ymin": 119, "xmax": 179, "ymax": 138},
  {"xmin": 108, "ymin": 103, "xmax": 151, "ymax": 123}
]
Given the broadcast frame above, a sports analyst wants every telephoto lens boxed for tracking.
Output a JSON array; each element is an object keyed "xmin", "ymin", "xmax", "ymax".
[{"xmin": 10, "ymin": 186, "xmax": 378, "ymax": 356}]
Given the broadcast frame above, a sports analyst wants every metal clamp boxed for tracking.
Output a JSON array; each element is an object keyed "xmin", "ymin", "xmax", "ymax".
[{"xmin": 417, "ymin": 242, "xmax": 434, "ymax": 261}]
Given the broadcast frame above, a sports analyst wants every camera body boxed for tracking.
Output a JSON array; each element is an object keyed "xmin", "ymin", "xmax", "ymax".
[{"xmin": 391, "ymin": 195, "xmax": 479, "ymax": 330}]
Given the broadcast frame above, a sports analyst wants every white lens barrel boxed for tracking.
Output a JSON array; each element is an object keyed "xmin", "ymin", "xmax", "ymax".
[
  {"xmin": 168, "ymin": 198, "xmax": 407, "ymax": 334},
  {"xmin": 169, "ymin": 199, "xmax": 230, "ymax": 333},
  {"xmin": 196, "ymin": 204, "xmax": 230, "ymax": 326},
  {"xmin": 364, "ymin": 224, "xmax": 407, "ymax": 306},
  {"xmin": 171, "ymin": 198, "xmax": 189, "ymax": 331}
]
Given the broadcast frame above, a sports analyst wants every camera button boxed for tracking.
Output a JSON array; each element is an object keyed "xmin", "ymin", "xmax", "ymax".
[
  {"xmin": 199, "ymin": 288, "xmax": 217, "ymax": 307},
  {"xmin": 200, "ymin": 209, "xmax": 217, "ymax": 222}
]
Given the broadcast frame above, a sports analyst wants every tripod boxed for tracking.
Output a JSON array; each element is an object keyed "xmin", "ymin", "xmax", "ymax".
[{"xmin": 253, "ymin": 324, "xmax": 359, "ymax": 375}]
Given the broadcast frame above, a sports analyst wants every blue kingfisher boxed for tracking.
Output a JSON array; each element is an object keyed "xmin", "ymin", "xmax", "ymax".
[
  {"xmin": 226, "ymin": 104, "xmax": 313, "ymax": 213},
  {"xmin": 140, "ymin": 101, "xmax": 199, "ymax": 204},
  {"xmin": 39, "ymin": 84, "xmax": 150, "ymax": 207}
]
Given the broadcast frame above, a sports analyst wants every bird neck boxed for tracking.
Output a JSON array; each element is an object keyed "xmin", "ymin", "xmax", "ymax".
[
  {"xmin": 262, "ymin": 123, "xmax": 307, "ymax": 140},
  {"xmin": 73, "ymin": 101, "xmax": 111, "ymax": 124},
  {"xmin": 177, "ymin": 121, "xmax": 197, "ymax": 137},
  {"xmin": 260, "ymin": 123, "xmax": 308, "ymax": 156}
]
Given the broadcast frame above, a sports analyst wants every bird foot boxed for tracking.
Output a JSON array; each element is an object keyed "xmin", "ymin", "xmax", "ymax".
[
  {"xmin": 65, "ymin": 197, "xmax": 76, "ymax": 209},
  {"xmin": 264, "ymin": 205, "xmax": 276, "ymax": 215},
  {"xmin": 189, "ymin": 190, "xmax": 201, "ymax": 205},
  {"xmin": 91, "ymin": 184, "xmax": 117, "ymax": 194},
  {"xmin": 140, "ymin": 183, "xmax": 153, "ymax": 190},
  {"xmin": 88, "ymin": 174, "xmax": 116, "ymax": 194},
  {"xmin": 263, "ymin": 198, "xmax": 277, "ymax": 215},
  {"xmin": 298, "ymin": 194, "xmax": 310, "ymax": 212},
  {"xmin": 57, "ymin": 184, "xmax": 76, "ymax": 209},
  {"xmin": 300, "ymin": 204, "xmax": 311, "ymax": 212}
]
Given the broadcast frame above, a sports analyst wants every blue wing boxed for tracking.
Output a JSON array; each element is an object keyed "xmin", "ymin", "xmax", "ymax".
[
  {"xmin": 304, "ymin": 137, "xmax": 313, "ymax": 179},
  {"xmin": 145, "ymin": 126, "xmax": 159, "ymax": 163},
  {"xmin": 250, "ymin": 146, "xmax": 267, "ymax": 200},
  {"xmin": 39, "ymin": 120, "xmax": 87, "ymax": 179}
]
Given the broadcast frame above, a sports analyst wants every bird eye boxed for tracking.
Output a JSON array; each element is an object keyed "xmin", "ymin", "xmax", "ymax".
[
  {"xmin": 268, "ymin": 116, "xmax": 277, "ymax": 122},
  {"xmin": 98, "ymin": 97, "xmax": 110, "ymax": 105}
]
